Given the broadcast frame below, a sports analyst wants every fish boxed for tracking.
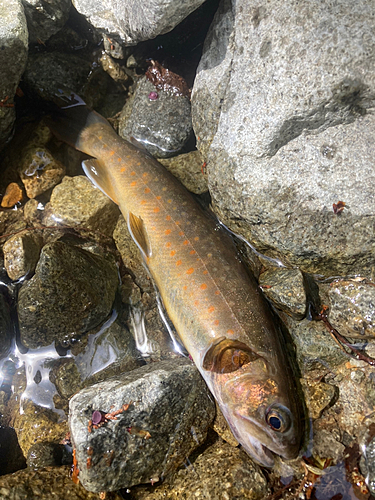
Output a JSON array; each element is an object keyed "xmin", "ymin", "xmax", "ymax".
[{"xmin": 47, "ymin": 94, "xmax": 304, "ymax": 467}]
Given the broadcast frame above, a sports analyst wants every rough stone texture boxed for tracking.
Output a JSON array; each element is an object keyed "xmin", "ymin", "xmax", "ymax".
[
  {"xmin": 118, "ymin": 77, "xmax": 192, "ymax": 158},
  {"xmin": 0, "ymin": 426, "xmax": 26, "ymax": 475},
  {"xmin": 3, "ymin": 231, "xmax": 43, "ymax": 280},
  {"xmin": 0, "ymin": 0, "xmax": 28, "ymax": 150},
  {"xmin": 69, "ymin": 358, "xmax": 215, "ymax": 492},
  {"xmin": 18, "ymin": 241, "xmax": 119, "ymax": 348},
  {"xmin": 130, "ymin": 438, "xmax": 270, "ymax": 500},
  {"xmin": 327, "ymin": 279, "xmax": 375, "ymax": 338},
  {"xmin": 259, "ymin": 267, "xmax": 306, "ymax": 320},
  {"xmin": 0, "ymin": 292, "xmax": 12, "ymax": 358},
  {"xmin": 300, "ymin": 379, "xmax": 336, "ymax": 419},
  {"xmin": 212, "ymin": 402, "xmax": 238, "ymax": 447},
  {"xmin": 26, "ymin": 442, "xmax": 71, "ymax": 469},
  {"xmin": 72, "ymin": 0, "xmax": 207, "ymax": 45},
  {"xmin": 0, "ymin": 466, "xmax": 123, "ymax": 500},
  {"xmin": 18, "ymin": 146, "xmax": 66, "ymax": 198},
  {"xmin": 43, "ymin": 176, "xmax": 120, "ymax": 237},
  {"xmin": 159, "ymin": 150, "xmax": 208, "ymax": 194},
  {"xmin": 21, "ymin": 0, "xmax": 71, "ymax": 44},
  {"xmin": 192, "ymin": 0, "xmax": 375, "ymax": 277}
]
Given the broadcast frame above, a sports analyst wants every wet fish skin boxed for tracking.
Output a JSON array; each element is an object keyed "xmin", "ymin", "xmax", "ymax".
[{"xmin": 48, "ymin": 104, "xmax": 303, "ymax": 467}]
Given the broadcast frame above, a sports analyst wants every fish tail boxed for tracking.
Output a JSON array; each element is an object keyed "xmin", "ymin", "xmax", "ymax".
[{"xmin": 44, "ymin": 91, "xmax": 112, "ymax": 155}]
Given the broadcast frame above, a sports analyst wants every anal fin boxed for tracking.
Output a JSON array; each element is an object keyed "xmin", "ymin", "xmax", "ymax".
[
  {"xmin": 82, "ymin": 158, "xmax": 118, "ymax": 204},
  {"xmin": 127, "ymin": 212, "xmax": 151, "ymax": 258}
]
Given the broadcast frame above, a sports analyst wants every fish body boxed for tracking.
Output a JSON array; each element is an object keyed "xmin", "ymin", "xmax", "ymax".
[{"xmin": 48, "ymin": 103, "xmax": 303, "ymax": 467}]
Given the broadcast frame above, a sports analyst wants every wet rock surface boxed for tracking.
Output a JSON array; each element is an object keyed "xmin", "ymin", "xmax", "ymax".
[
  {"xmin": 3, "ymin": 230, "xmax": 43, "ymax": 280},
  {"xmin": 192, "ymin": 0, "xmax": 375, "ymax": 277},
  {"xmin": 18, "ymin": 241, "xmax": 119, "ymax": 348},
  {"xmin": 159, "ymin": 150, "xmax": 208, "ymax": 194},
  {"xmin": 0, "ymin": 0, "xmax": 28, "ymax": 150},
  {"xmin": 26, "ymin": 441, "xmax": 71, "ymax": 469},
  {"xmin": 43, "ymin": 176, "xmax": 120, "ymax": 236},
  {"xmin": 118, "ymin": 77, "xmax": 192, "ymax": 158},
  {"xmin": 21, "ymin": 0, "xmax": 71, "ymax": 44},
  {"xmin": 69, "ymin": 358, "xmax": 215, "ymax": 492},
  {"xmin": 72, "ymin": 0, "xmax": 207, "ymax": 45},
  {"xmin": 130, "ymin": 437, "xmax": 269, "ymax": 500}
]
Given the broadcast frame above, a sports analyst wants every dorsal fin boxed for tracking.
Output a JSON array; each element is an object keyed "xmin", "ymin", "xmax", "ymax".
[
  {"xmin": 82, "ymin": 158, "xmax": 118, "ymax": 204},
  {"xmin": 202, "ymin": 336, "xmax": 259, "ymax": 374},
  {"xmin": 127, "ymin": 212, "xmax": 152, "ymax": 259}
]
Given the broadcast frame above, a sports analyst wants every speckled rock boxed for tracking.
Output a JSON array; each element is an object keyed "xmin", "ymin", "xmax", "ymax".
[
  {"xmin": 1, "ymin": 182, "xmax": 23, "ymax": 208},
  {"xmin": 300, "ymin": 379, "xmax": 336, "ymax": 419},
  {"xmin": 259, "ymin": 267, "xmax": 306, "ymax": 319},
  {"xmin": 192, "ymin": 0, "xmax": 375, "ymax": 277},
  {"xmin": 3, "ymin": 231, "xmax": 43, "ymax": 280},
  {"xmin": 212, "ymin": 402, "xmax": 238, "ymax": 448},
  {"xmin": 72, "ymin": 0, "xmax": 207, "ymax": 45},
  {"xmin": 0, "ymin": 466, "xmax": 122, "ymax": 500},
  {"xmin": 0, "ymin": 0, "xmax": 28, "ymax": 150},
  {"xmin": 100, "ymin": 53, "xmax": 130, "ymax": 83},
  {"xmin": 130, "ymin": 438, "xmax": 270, "ymax": 500},
  {"xmin": 12, "ymin": 400, "xmax": 68, "ymax": 458},
  {"xmin": 69, "ymin": 358, "xmax": 215, "ymax": 492},
  {"xmin": 18, "ymin": 146, "xmax": 66, "ymax": 198},
  {"xmin": 27, "ymin": 441, "xmax": 71, "ymax": 469},
  {"xmin": 159, "ymin": 150, "xmax": 208, "ymax": 194},
  {"xmin": 43, "ymin": 176, "xmax": 120, "ymax": 237},
  {"xmin": 24, "ymin": 198, "xmax": 43, "ymax": 226},
  {"xmin": 0, "ymin": 208, "xmax": 27, "ymax": 244},
  {"xmin": 18, "ymin": 241, "xmax": 119, "ymax": 348},
  {"xmin": 0, "ymin": 292, "xmax": 12, "ymax": 358},
  {"xmin": 21, "ymin": 0, "xmax": 71, "ymax": 44},
  {"xmin": 118, "ymin": 77, "xmax": 192, "ymax": 158},
  {"xmin": 327, "ymin": 279, "xmax": 375, "ymax": 338}
]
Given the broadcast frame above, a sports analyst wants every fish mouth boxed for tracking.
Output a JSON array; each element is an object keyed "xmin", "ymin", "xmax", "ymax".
[{"xmin": 241, "ymin": 439, "xmax": 275, "ymax": 468}]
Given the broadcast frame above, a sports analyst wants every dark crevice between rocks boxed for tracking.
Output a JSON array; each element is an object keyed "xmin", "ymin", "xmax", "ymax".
[{"xmin": 267, "ymin": 78, "xmax": 375, "ymax": 157}]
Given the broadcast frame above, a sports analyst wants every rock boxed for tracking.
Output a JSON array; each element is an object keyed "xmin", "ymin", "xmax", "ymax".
[
  {"xmin": 21, "ymin": 0, "xmax": 71, "ymax": 44},
  {"xmin": 18, "ymin": 241, "xmax": 119, "ymax": 348},
  {"xmin": 12, "ymin": 400, "xmax": 68, "ymax": 458},
  {"xmin": 300, "ymin": 379, "xmax": 336, "ymax": 419},
  {"xmin": 18, "ymin": 146, "xmax": 66, "ymax": 198},
  {"xmin": 192, "ymin": 0, "xmax": 375, "ymax": 277},
  {"xmin": 0, "ymin": 426, "xmax": 26, "ymax": 475},
  {"xmin": 0, "ymin": 466, "xmax": 121, "ymax": 500},
  {"xmin": 327, "ymin": 279, "xmax": 375, "ymax": 338},
  {"xmin": 0, "ymin": 292, "xmax": 12, "ymax": 358},
  {"xmin": 43, "ymin": 176, "xmax": 120, "ymax": 237},
  {"xmin": 259, "ymin": 267, "xmax": 306, "ymax": 319},
  {"xmin": 69, "ymin": 358, "xmax": 215, "ymax": 492},
  {"xmin": 100, "ymin": 53, "xmax": 130, "ymax": 83},
  {"xmin": 3, "ymin": 231, "xmax": 43, "ymax": 280},
  {"xmin": 212, "ymin": 402, "xmax": 238, "ymax": 448},
  {"xmin": 50, "ymin": 359, "xmax": 83, "ymax": 401},
  {"xmin": 0, "ymin": 0, "xmax": 28, "ymax": 150},
  {"xmin": 1, "ymin": 182, "xmax": 23, "ymax": 208},
  {"xmin": 118, "ymin": 77, "xmax": 192, "ymax": 158},
  {"xmin": 130, "ymin": 438, "xmax": 270, "ymax": 500},
  {"xmin": 26, "ymin": 442, "xmax": 71, "ymax": 468},
  {"xmin": 23, "ymin": 199, "xmax": 43, "ymax": 226},
  {"xmin": 72, "ymin": 0, "xmax": 207, "ymax": 45},
  {"xmin": 159, "ymin": 150, "xmax": 208, "ymax": 194},
  {"xmin": 0, "ymin": 208, "xmax": 26, "ymax": 240}
]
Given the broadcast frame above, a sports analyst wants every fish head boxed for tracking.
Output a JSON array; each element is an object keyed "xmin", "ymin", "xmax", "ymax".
[{"xmin": 202, "ymin": 337, "xmax": 302, "ymax": 467}]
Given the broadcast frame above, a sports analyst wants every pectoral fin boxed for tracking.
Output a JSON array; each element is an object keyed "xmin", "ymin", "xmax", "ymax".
[
  {"xmin": 202, "ymin": 337, "xmax": 259, "ymax": 374},
  {"xmin": 127, "ymin": 212, "xmax": 151, "ymax": 258},
  {"xmin": 82, "ymin": 159, "xmax": 118, "ymax": 204}
]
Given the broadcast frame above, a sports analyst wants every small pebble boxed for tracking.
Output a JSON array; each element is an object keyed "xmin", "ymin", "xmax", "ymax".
[{"xmin": 1, "ymin": 183, "xmax": 22, "ymax": 207}]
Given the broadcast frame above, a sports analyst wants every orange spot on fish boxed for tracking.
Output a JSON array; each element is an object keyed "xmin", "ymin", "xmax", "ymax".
[
  {"xmin": 156, "ymin": 196, "xmax": 161, "ymax": 200},
  {"xmin": 137, "ymin": 162, "xmax": 141, "ymax": 166},
  {"xmin": 142, "ymin": 173, "xmax": 148, "ymax": 178},
  {"xmin": 213, "ymin": 320, "xmax": 220, "ymax": 326},
  {"xmin": 109, "ymin": 150, "xmax": 115, "ymax": 156},
  {"xmin": 130, "ymin": 171, "xmax": 136, "ymax": 176},
  {"xmin": 165, "ymin": 229, "xmax": 171, "ymax": 235},
  {"xmin": 183, "ymin": 285, "xmax": 187, "ymax": 290},
  {"xmin": 170, "ymin": 250, "xmax": 176, "ymax": 256},
  {"xmin": 130, "ymin": 181, "xmax": 137, "ymax": 187},
  {"xmin": 167, "ymin": 199, "xmax": 172, "ymax": 203},
  {"xmin": 162, "ymin": 187, "xmax": 167, "ymax": 191},
  {"xmin": 103, "ymin": 144, "xmax": 107, "ymax": 148},
  {"xmin": 183, "ymin": 240, "xmax": 189, "ymax": 245},
  {"xmin": 141, "ymin": 200, "xmax": 146, "ymax": 205},
  {"xmin": 194, "ymin": 300, "xmax": 199, "ymax": 306},
  {"xmin": 203, "ymin": 270, "xmax": 208, "ymax": 275},
  {"xmin": 227, "ymin": 329, "xmax": 234, "ymax": 335},
  {"xmin": 118, "ymin": 157, "xmax": 122, "ymax": 162},
  {"xmin": 176, "ymin": 260, "xmax": 182, "ymax": 266},
  {"xmin": 186, "ymin": 268, "xmax": 194, "ymax": 274},
  {"xmin": 201, "ymin": 284, "xmax": 207, "ymax": 290},
  {"xmin": 98, "ymin": 135, "xmax": 103, "ymax": 140},
  {"xmin": 179, "ymin": 231, "xmax": 184, "ymax": 236},
  {"xmin": 190, "ymin": 250, "xmax": 196, "ymax": 255},
  {"xmin": 194, "ymin": 237, "xmax": 199, "ymax": 241},
  {"xmin": 166, "ymin": 242, "xmax": 171, "ymax": 248},
  {"xmin": 166, "ymin": 215, "xmax": 171, "ymax": 221},
  {"xmin": 145, "ymin": 188, "xmax": 151, "ymax": 194},
  {"xmin": 215, "ymin": 290, "xmax": 220, "ymax": 295},
  {"xmin": 153, "ymin": 207, "xmax": 160, "ymax": 213},
  {"xmin": 120, "ymin": 167, "xmax": 126, "ymax": 172},
  {"xmin": 208, "ymin": 306, "xmax": 215, "ymax": 313}
]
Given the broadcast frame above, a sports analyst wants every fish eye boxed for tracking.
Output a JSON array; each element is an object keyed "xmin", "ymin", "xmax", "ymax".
[{"xmin": 266, "ymin": 404, "xmax": 292, "ymax": 432}]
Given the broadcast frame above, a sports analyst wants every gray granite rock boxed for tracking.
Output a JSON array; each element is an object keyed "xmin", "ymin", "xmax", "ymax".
[
  {"xmin": 18, "ymin": 241, "xmax": 119, "ymax": 348},
  {"xmin": 0, "ymin": 0, "xmax": 28, "ymax": 150},
  {"xmin": 3, "ymin": 231, "xmax": 43, "ymax": 280},
  {"xmin": 72, "ymin": 0, "xmax": 207, "ymax": 45},
  {"xmin": 327, "ymin": 279, "xmax": 375, "ymax": 338},
  {"xmin": 259, "ymin": 267, "xmax": 306, "ymax": 319},
  {"xmin": 69, "ymin": 358, "xmax": 215, "ymax": 492},
  {"xmin": 21, "ymin": 0, "xmax": 71, "ymax": 44},
  {"xmin": 43, "ymin": 176, "xmax": 120, "ymax": 237},
  {"xmin": 118, "ymin": 77, "xmax": 192, "ymax": 158},
  {"xmin": 192, "ymin": 0, "xmax": 375, "ymax": 277}
]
